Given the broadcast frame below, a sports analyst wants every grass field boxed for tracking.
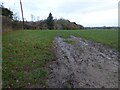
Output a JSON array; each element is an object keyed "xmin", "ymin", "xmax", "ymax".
[{"xmin": 2, "ymin": 29, "xmax": 118, "ymax": 88}]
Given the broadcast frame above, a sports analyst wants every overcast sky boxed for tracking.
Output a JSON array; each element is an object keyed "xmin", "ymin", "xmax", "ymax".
[{"xmin": 0, "ymin": 0, "xmax": 119, "ymax": 27}]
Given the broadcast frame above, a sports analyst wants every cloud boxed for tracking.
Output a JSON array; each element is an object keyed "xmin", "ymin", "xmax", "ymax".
[{"xmin": 79, "ymin": 8, "xmax": 118, "ymax": 27}]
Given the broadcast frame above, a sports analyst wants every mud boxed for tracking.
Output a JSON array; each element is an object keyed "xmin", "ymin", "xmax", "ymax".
[{"xmin": 46, "ymin": 36, "xmax": 119, "ymax": 88}]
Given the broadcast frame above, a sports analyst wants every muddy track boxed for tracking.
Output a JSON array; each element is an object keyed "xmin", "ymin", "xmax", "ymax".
[{"xmin": 46, "ymin": 36, "xmax": 119, "ymax": 88}]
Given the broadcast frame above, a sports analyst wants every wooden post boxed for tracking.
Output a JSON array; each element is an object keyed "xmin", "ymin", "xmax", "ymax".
[{"xmin": 20, "ymin": 0, "xmax": 24, "ymax": 29}]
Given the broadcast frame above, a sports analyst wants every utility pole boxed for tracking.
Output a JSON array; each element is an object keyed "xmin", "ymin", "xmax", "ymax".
[{"xmin": 20, "ymin": 0, "xmax": 24, "ymax": 29}]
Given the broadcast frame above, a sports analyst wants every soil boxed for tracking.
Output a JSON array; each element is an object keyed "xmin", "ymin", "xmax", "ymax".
[{"xmin": 46, "ymin": 36, "xmax": 119, "ymax": 88}]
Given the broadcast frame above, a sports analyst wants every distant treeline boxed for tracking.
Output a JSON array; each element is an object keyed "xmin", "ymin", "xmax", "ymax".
[
  {"xmin": 3, "ymin": 14, "xmax": 118, "ymax": 31},
  {"xmin": 2, "ymin": 16, "xmax": 84, "ymax": 31},
  {"xmin": 85, "ymin": 27, "xmax": 118, "ymax": 30},
  {"xmin": 24, "ymin": 18, "xmax": 84, "ymax": 30}
]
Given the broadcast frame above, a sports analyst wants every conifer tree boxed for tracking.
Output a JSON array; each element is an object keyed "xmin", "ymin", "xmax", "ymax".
[{"xmin": 46, "ymin": 12, "xmax": 54, "ymax": 30}]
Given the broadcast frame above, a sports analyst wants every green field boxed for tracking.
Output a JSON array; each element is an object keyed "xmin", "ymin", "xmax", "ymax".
[{"xmin": 2, "ymin": 29, "xmax": 118, "ymax": 88}]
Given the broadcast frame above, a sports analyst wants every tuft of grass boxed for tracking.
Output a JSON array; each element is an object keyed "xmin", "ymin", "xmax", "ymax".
[{"xmin": 63, "ymin": 39, "xmax": 75, "ymax": 45}]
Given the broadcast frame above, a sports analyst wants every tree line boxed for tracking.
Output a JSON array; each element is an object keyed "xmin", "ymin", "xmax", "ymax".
[{"xmin": 1, "ymin": 4, "xmax": 84, "ymax": 31}]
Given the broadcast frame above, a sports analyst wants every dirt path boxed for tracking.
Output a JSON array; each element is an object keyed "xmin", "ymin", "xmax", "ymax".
[{"xmin": 46, "ymin": 36, "xmax": 119, "ymax": 88}]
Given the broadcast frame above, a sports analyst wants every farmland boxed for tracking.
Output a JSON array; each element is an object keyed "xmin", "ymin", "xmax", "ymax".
[{"xmin": 2, "ymin": 29, "xmax": 118, "ymax": 88}]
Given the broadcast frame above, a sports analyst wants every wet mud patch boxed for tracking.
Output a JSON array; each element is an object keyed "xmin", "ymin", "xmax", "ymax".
[{"xmin": 46, "ymin": 36, "xmax": 119, "ymax": 88}]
